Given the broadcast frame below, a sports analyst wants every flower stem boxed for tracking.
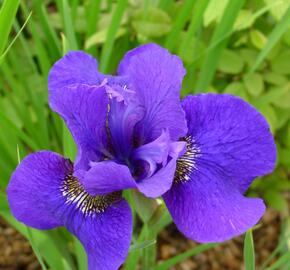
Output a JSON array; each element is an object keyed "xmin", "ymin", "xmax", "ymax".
[{"xmin": 142, "ymin": 225, "xmax": 157, "ymax": 270}]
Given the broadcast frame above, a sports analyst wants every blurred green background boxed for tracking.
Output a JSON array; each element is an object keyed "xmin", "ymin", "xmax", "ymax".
[{"xmin": 0, "ymin": 0, "xmax": 290, "ymax": 269}]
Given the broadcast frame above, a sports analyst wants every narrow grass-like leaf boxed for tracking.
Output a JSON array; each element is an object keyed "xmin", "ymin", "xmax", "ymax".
[
  {"xmin": 0, "ymin": 60, "xmax": 35, "ymax": 134},
  {"xmin": 180, "ymin": 0, "xmax": 208, "ymax": 94},
  {"xmin": 33, "ymin": 0, "xmax": 61, "ymax": 58},
  {"xmin": 100, "ymin": 0, "xmax": 127, "ymax": 72},
  {"xmin": 148, "ymin": 205, "xmax": 172, "ymax": 235},
  {"xmin": 251, "ymin": 1, "xmax": 286, "ymax": 23},
  {"xmin": 124, "ymin": 226, "xmax": 147, "ymax": 270},
  {"xmin": 85, "ymin": 0, "xmax": 101, "ymax": 55},
  {"xmin": 85, "ymin": 27, "xmax": 126, "ymax": 50},
  {"xmin": 85, "ymin": 0, "xmax": 101, "ymax": 38},
  {"xmin": 74, "ymin": 238, "xmax": 87, "ymax": 270},
  {"xmin": 0, "ymin": 109, "xmax": 20, "ymax": 164},
  {"xmin": 260, "ymin": 232, "xmax": 290, "ymax": 269},
  {"xmin": 0, "ymin": 141, "xmax": 14, "ymax": 177},
  {"xmin": 106, "ymin": 0, "xmax": 113, "ymax": 12},
  {"xmin": 142, "ymin": 225, "xmax": 157, "ymax": 269},
  {"xmin": 129, "ymin": 239, "xmax": 157, "ymax": 252},
  {"xmin": 132, "ymin": 190, "xmax": 158, "ymax": 224},
  {"xmin": 62, "ymin": 0, "xmax": 78, "ymax": 50},
  {"xmin": 179, "ymin": 0, "xmax": 208, "ymax": 58},
  {"xmin": 4, "ymin": 65, "xmax": 47, "ymax": 150},
  {"xmin": 195, "ymin": 0, "xmax": 245, "ymax": 92},
  {"xmin": 158, "ymin": 0, "xmax": 174, "ymax": 10},
  {"xmin": 26, "ymin": 227, "xmax": 48, "ymax": 270},
  {"xmin": 182, "ymin": 0, "xmax": 283, "ymax": 77},
  {"xmin": 244, "ymin": 230, "xmax": 255, "ymax": 270},
  {"xmin": 11, "ymin": 20, "xmax": 50, "ymax": 148},
  {"xmin": 164, "ymin": 0, "xmax": 196, "ymax": 51},
  {"xmin": 251, "ymin": 5, "xmax": 290, "ymax": 72},
  {"xmin": 281, "ymin": 259, "xmax": 290, "ymax": 270},
  {"xmin": 61, "ymin": 33, "xmax": 69, "ymax": 54},
  {"xmin": 20, "ymin": 2, "xmax": 51, "ymax": 76},
  {"xmin": 71, "ymin": 0, "xmax": 79, "ymax": 22},
  {"xmin": 12, "ymin": 19, "xmax": 38, "ymax": 72},
  {"xmin": 61, "ymin": 34, "xmax": 77, "ymax": 159},
  {"xmin": 265, "ymin": 251, "xmax": 290, "ymax": 270},
  {"xmin": 153, "ymin": 243, "xmax": 217, "ymax": 270},
  {"xmin": 0, "ymin": 11, "xmax": 31, "ymax": 64},
  {"xmin": 0, "ymin": 0, "xmax": 20, "ymax": 55},
  {"xmin": 0, "ymin": 111, "xmax": 40, "ymax": 151}
]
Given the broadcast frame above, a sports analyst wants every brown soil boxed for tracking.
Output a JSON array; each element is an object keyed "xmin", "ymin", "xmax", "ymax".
[
  {"xmin": 0, "ymin": 208, "xmax": 280, "ymax": 270},
  {"xmin": 0, "ymin": 219, "xmax": 40, "ymax": 270},
  {"xmin": 157, "ymin": 208, "xmax": 281, "ymax": 270}
]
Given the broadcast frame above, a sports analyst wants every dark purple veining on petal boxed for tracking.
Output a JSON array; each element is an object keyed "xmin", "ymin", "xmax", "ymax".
[
  {"xmin": 118, "ymin": 43, "xmax": 188, "ymax": 143},
  {"xmin": 47, "ymin": 45, "xmax": 188, "ymax": 200},
  {"xmin": 7, "ymin": 151, "xmax": 132, "ymax": 270},
  {"xmin": 174, "ymin": 135, "xmax": 201, "ymax": 183},
  {"xmin": 61, "ymin": 172, "xmax": 122, "ymax": 216},
  {"xmin": 164, "ymin": 93, "xmax": 276, "ymax": 243},
  {"xmin": 8, "ymin": 44, "xmax": 278, "ymax": 267},
  {"xmin": 105, "ymin": 83, "xmax": 145, "ymax": 162}
]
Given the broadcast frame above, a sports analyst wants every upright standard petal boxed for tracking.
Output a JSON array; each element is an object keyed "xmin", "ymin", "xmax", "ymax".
[
  {"xmin": 49, "ymin": 84, "xmax": 109, "ymax": 170},
  {"xmin": 107, "ymin": 88, "xmax": 144, "ymax": 160},
  {"xmin": 48, "ymin": 51, "xmax": 128, "ymax": 106},
  {"xmin": 118, "ymin": 43, "xmax": 187, "ymax": 143},
  {"xmin": 7, "ymin": 151, "xmax": 70, "ymax": 229},
  {"xmin": 48, "ymin": 51, "xmax": 102, "ymax": 95},
  {"xmin": 164, "ymin": 94, "xmax": 276, "ymax": 242}
]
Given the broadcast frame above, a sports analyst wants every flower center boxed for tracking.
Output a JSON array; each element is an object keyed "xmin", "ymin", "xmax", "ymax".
[
  {"xmin": 174, "ymin": 136, "xmax": 201, "ymax": 183},
  {"xmin": 105, "ymin": 84, "xmax": 144, "ymax": 162},
  {"xmin": 61, "ymin": 174, "xmax": 121, "ymax": 216}
]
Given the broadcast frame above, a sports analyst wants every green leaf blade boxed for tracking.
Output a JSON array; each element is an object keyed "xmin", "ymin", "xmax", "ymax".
[
  {"xmin": 195, "ymin": 0, "xmax": 245, "ymax": 92},
  {"xmin": 251, "ymin": 5, "xmax": 290, "ymax": 72},
  {"xmin": 153, "ymin": 243, "xmax": 217, "ymax": 270},
  {"xmin": 244, "ymin": 230, "xmax": 255, "ymax": 270},
  {"xmin": 0, "ymin": 0, "xmax": 20, "ymax": 55}
]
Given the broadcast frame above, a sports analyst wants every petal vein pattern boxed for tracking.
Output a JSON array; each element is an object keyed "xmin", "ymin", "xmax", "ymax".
[{"xmin": 164, "ymin": 93, "xmax": 276, "ymax": 243}]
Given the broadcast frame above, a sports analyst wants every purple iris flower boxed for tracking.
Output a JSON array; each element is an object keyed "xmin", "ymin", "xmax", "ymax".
[{"xmin": 7, "ymin": 44, "xmax": 276, "ymax": 269}]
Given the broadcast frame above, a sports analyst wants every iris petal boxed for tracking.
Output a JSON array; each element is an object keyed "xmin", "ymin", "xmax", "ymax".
[
  {"xmin": 49, "ymin": 84, "xmax": 109, "ymax": 170},
  {"xmin": 164, "ymin": 93, "xmax": 276, "ymax": 242},
  {"xmin": 7, "ymin": 151, "xmax": 132, "ymax": 270},
  {"xmin": 65, "ymin": 197, "xmax": 132, "ymax": 270},
  {"xmin": 118, "ymin": 43, "xmax": 188, "ymax": 144},
  {"xmin": 7, "ymin": 151, "xmax": 68, "ymax": 229},
  {"xmin": 81, "ymin": 160, "xmax": 136, "ymax": 196},
  {"xmin": 137, "ymin": 158, "xmax": 178, "ymax": 198},
  {"xmin": 163, "ymin": 169, "xmax": 266, "ymax": 242},
  {"xmin": 132, "ymin": 130, "xmax": 171, "ymax": 177},
  {"xmin": 181, "ymin": 94, "xmax": 276, "ymax": 190},
  {"xmin": 48, "ymin": 51, "xmax": 102, "ymax": 95},
  {"xmin": 107, "ymin": 87, "xmax": 144, "ymax": 160}
]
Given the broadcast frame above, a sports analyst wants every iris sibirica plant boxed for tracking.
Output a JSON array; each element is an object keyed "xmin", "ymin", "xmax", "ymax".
[{"xmin": 7, "ymin": 44, "xmax": 276, "ymax": 269}]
